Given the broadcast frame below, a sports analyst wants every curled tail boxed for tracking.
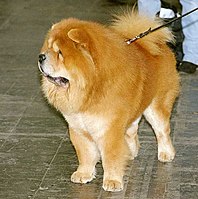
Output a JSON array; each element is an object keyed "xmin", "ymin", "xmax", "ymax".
[{"xmin": 111, "ymin": 10, "xmax": 174, "ymax": 55}]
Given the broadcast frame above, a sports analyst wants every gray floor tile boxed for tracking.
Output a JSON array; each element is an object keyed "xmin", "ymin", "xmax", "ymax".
[{"xmin": 0, "ymin": 0, "xmax": 197, "ymax": 198}]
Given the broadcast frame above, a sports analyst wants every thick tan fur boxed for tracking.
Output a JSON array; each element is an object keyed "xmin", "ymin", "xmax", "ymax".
[{"xmin": 39, "ymin": 11, "xmax": 179, "ymax": 192}]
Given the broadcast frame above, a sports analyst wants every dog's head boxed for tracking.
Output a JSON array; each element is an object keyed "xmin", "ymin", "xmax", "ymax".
[{"xmin": 38, "ymin": 19, "xmax": 98, "ymax": 93}]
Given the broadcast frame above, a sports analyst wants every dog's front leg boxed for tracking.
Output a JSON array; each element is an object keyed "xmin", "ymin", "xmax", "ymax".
[
  {"xmin": 97, "ymin": 123, "xmax": 130, "ymax": 192},
  {"xmin": 69, "ymin": 128, "xmax": 100, "ymax": 184}
]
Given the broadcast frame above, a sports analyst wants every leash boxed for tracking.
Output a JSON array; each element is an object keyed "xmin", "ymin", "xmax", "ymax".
[{"xmin": 126, "ymin": 7, "xmax": 198, "ymax": 44}]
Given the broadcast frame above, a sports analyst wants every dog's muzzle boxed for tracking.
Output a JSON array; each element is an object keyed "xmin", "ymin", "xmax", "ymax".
[{"xmin": 38, "ymin": 54, "xmax": 69, "ymax": 87}]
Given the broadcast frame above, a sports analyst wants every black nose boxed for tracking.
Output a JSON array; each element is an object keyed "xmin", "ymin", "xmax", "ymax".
[{"xmin": 39, "ymin": 54, "xmax": 46, "ymax": 64}]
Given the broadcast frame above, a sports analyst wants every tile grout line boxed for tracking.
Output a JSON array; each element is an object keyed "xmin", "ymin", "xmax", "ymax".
[
  {"xmin": 173, "ymin": 75, "xmax": 190, "ymax": 144},
  {"xmin": 0, "ymin": 117, "xmax": 22, "ymax": 149},
  {"xmin": 0, "ymin": 89, "xmax": 41, "ymax": 149},
  {"xmin": 0, "ymin": 132, "xmax": 66, "ymax": 137},
  {"xmin": 32, "ymin": 138, "xmax": 65, "ymax": 198},
  {"xmin": 4, "ymin": 82, "xmax": 16, "ymax": 95},
  {"xmin": 137, "ymin": 155, "xmax": 156, "ymax": 199}
]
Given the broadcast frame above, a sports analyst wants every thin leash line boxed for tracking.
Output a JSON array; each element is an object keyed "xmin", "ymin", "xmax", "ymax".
[{"xmin": 126, "ymin": 7, "xmax": 198, "ymax": 44}]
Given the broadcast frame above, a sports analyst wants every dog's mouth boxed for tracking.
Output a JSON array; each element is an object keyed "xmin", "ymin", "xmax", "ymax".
[
  {"xmin": 46, "ymin": 75, "xmax": 69, "ymax": 87},
  {"xmin": 38, "ymin": 64, "xmax": 69, "ymax": 87}
]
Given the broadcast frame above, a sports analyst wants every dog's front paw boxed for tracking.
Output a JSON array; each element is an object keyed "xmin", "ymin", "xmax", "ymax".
[
  {"xmin": 158, "ymin": 151, "xmax": 175, "ymax": 162},
  {"xmin": 102, "ymin": 179, "xmax": 123, "ymax": 192},
  {"xmin": 71, "ymin": 171, "xmax": 95, "ymax": 184}
]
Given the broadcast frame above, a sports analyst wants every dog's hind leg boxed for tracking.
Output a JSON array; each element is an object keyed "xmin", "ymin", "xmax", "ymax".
[{"xmin": 143, "ymin": 93, "xmax": 176, "ymax": 162}]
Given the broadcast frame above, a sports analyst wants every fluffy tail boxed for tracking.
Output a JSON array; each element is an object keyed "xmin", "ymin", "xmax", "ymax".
[{"xmin": 111, "ymin": 10, "xmax": 174, "ymax": 55}]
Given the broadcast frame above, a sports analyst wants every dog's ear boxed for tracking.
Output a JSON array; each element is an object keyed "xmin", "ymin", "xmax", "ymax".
[
  {"xmin": 67, "ymin": 28, "xmax": 95, "ymax": 64},
  {"xmin": 67, "ymin": 28, "xmax": 89, "ymax": 48}
]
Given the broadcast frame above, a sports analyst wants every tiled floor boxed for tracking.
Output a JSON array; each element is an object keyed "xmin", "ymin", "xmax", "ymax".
[{"xmin": 0, "ymin": 0, "xmax": 197, "ymax": 198}]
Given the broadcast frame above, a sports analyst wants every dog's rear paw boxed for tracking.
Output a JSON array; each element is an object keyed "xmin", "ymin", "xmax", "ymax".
[
  {"xmin": 71, "ymin": 171, "xmax": 95, "ymax": 184},
  {"xmin": 102, "ymin": 179, "xmax": 123, "ymax": 192}
]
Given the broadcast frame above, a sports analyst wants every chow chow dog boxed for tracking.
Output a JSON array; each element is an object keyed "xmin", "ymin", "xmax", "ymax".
[{"xmin": 38, "ymin": 11, "xmax": 179, "ymax": 192}]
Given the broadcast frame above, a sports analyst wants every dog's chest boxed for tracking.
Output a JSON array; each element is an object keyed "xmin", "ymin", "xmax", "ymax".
[{"xmin": 63, "ymin": 113, "xmax": 108, "ymax": 137}]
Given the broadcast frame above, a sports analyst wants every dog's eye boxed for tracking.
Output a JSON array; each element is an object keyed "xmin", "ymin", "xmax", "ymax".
[
  {"xmin": 58, "ymin": 49, "xmax": 64, "ymax": 61},
  {"xmin": 58, "ymin": 50, "xmax": 62, "ymax": 55}
]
